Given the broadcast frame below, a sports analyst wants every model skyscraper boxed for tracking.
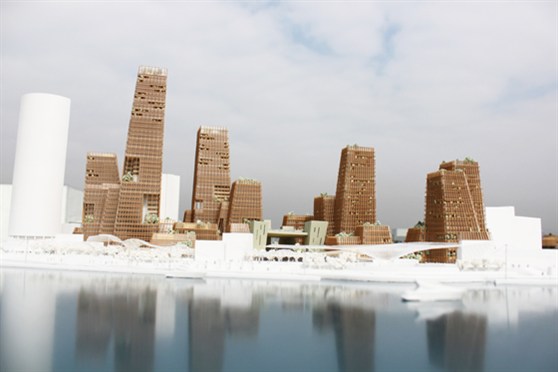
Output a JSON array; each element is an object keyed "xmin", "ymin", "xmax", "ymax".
[
  {"xmin": 190, "ymin": 127, "xmax": 231, "ymax": 227},
  {"xmin": 424, "ymin": 159, "xmax": 489, "ymax": 262},
  {"xmin": 227, "ymin": 179, "xmax": 262, "ymax": 229},
  {"xmin": 113, "ymin": 66, "xmax": 167, "ymax": 241},
  {"xmin": 334, "ymin": 145, "xmax": 376, "ymax": 234}
]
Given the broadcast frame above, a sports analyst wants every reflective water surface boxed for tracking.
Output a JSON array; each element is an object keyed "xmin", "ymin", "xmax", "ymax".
[{"xmin": 0, "ymin": 268, "xmax": 556, "ymax": 372}]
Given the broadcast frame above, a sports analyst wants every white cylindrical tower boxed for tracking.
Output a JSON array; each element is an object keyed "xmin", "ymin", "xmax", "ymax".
[{"xmin": 8, "ymin": 93, "xmax": 71, "ymax": 238}]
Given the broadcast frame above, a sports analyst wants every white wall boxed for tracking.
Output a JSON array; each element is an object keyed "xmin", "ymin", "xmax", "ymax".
[
  {"xmin": 482, "ymin": 207, "xmax": 556, "ymax": 275},
  {"xmin": 1, "ymin": 184, "xmax": 83, "ymax": 242},
  {"xmin": 0, "ymin": 185, "xmax": 12, "ymax": 242},
  {"xmin": 160, "ymin": 173, "xmax": 180, "ymax": 221},
  {"xmin": 9, "ymin": 93, "xmax": 71, "ymax": 237},
  {"xmin": 485, "ymin": 206, "xmax": 542, "ymax": 253}
]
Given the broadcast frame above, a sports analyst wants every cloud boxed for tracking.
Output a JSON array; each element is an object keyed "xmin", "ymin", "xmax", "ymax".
[{"xmin": 1, "ymin": 1, "xmax": 556, "ymax": 232}]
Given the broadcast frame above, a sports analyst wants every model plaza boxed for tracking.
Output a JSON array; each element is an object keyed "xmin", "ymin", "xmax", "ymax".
[{"xmin": 2, "ymin": 66, "xmax": 556, "ymax": 285}]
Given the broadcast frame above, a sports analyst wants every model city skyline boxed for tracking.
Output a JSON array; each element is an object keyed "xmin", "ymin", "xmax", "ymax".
[{"xmin": 80, "ymin": 65, "xmax": 491, "ymax": 262}]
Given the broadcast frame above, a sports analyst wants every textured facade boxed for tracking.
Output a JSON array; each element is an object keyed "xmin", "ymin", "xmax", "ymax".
[
  {"xmin": 114, "ymin": 66, "xmax": 167, "ymax": 241},
  {"xmin": 439, "ymin": 160, "xmax": 486, "ymax": 231},
  {"xmin": 356, "ymin": 224, "xmax": 393, "ymax": 245},
  {"xmin": 82, "ymin": 153, "xmax": 121, "ymax": 239},
  {"xmin": 424, "ymin": 160, "xmax": 489, "ymax": 263},
  {"xmin": 174, "ymin": 222, "xmax": 220, "ymax": 241},
  {"xmin": 313, "ymin": 194, "xmax": 336, "ymax": 237},
  {"xmin": 191, "ymin": 127, "xmax": 231, "ymax": 225},
  {"xmin": 334, "ymin": 146, "xmax": 376, "ymax": 234},
  {"xmin": 226, "ymin": 179, "xmax": 262, "ymax": 231},
  {"xmin": 405, "ymin": 227, "xmax": 425, "ymax": 242}
]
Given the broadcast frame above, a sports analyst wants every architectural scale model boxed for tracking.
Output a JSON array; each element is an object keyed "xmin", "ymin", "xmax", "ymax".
[
  {"xmin": 82, "ymin": 153, "xmax": 120, "ymax": 239},
  {"xmin": 309, "ymin": 145, "xmax": 387, "ymax": 246},
  {"xmin": 282, "ymin": 214, "xmax": 314, "ymax": 230},
  {"xmin": 334, "ymin": 145, "xmax": 376, "ymax": 234},
  {"xmin": 313, "ymin": 194, "xmax": 336, "ymax": 236},
  {"xmin": 114, "ymin": 66, "xmax": 167, "ymax": 241},
  {"xmin": 9, "ymin": 93, "xmax": 71, "ymax": 238},
  {"xmin": 226, "ymin": 179, "xmax": 262, "ymax": 230},
  {"xmin": 189, "ymin": 126, "xmax": 231, "ymax": 226},
  {"xmin": 4, "ymin": 66, "xmax": 557, "ymax": 288},
  {"xmin": 81, "ymin": 66, "xmax": 168, "ymax": 242},
  {"xmin": 424, "ymin": 159, "xmax": 489, "ymax": 262}
]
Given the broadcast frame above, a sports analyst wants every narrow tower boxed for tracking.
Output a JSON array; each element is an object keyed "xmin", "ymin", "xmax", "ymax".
[
  {"xmin": 190, "ymin": 127, "xmax": 231, "ymax": 225},
  {"xmin": 114, "ymin": 66, "xmax": 167, "ymax": 241},
  {"xmin": 314, "ymin": 194, "xmax": 336, "ymax": 236}
]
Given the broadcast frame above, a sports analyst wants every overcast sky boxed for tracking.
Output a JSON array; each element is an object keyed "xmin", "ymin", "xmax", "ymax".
[{"xmin": 1, "ymin": 1, "xmax": 556, "ymax": 233}]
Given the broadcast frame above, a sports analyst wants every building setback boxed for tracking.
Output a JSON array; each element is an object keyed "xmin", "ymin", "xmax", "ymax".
[
  {"xmin": 226, "ymin": 179, "xmax": 262, "ymax": 230},
  {"xmin": 82, "ymin": 153, "xmax": 121, "ymax": 239},
  {"xmin": 190, "ymin": 127, "xmax": 231, "ymax": 227},
  {"xmin": 334, "ymin": 145, "xmax": 376, "ymax": 234},
  {"xmin": 113, "ymin": 66, "xmax": 167, "ymax": 241}
]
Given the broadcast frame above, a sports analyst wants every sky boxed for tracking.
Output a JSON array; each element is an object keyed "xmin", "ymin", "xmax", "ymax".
[{"xmin": 1, "ymin": 0, "xmax": 556, "ymax": 233}]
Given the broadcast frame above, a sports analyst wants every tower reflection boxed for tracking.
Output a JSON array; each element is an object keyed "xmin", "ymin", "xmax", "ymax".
[
  {"xmin": 426, "ymin": 311, "xmax": 487, "ymax": 372},
  {"xmin": 188, "ymin": 282, "xmax": 260, "ymax": 372},
  {"xmin": 314, "ymin": 300, "xmax": 376, "ymax": 372},
  {"xmin": 76, "ymin": 287, "xmax": 157, "ymax": 372}
]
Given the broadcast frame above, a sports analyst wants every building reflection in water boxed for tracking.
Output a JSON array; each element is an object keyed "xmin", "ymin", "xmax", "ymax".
[
  {"xmin": 188, "ymin": 282, "xmax": 260, "ymax": 372},
  {"xmin": 426, "ymin": 311, "xmax": 487, "ymax": 372},
  {"xmin": 76, "ymin": 286, "xmax": 157, "ymax": 372},
  {"xmin": 314, "ymin": 297, "xmax": 376, "ymax": 372}
]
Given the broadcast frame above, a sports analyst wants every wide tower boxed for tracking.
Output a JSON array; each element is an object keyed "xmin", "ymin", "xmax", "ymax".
[
  {"xmin": 334, "ymin": 145, "xmax": 376, "ymax": 234},
  {"xmin": 114, "ymin": 66, "xmax": 167, "ymax": 241}
]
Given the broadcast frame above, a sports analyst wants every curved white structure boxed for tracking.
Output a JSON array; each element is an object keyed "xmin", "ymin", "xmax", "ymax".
[{"xmin": 8, "ymin": 93, "xmax": 71, "ymax": 238}]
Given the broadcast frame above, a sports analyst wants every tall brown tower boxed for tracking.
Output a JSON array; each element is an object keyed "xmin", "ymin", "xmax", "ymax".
[
  {"xmin": 82, "ymin": 153, "xmax": 121, "ymax": 239},
  {"xmin": 334, "ymin": 145, "xmax": 376, "ymax": 234},
  {"xmin": 114, "ymin": 66, "xmax": 167, "ymax": 241},
  {"xmin": 191, "ymin": 127, "xmax": 231, "ymax": 224}
]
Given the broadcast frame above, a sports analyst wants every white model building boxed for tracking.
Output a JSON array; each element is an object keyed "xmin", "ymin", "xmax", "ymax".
[
  {"xmin": 160, "ymin": 173, "xmax": 180, "ymax": 222},
  {"xmin": 8, "ymin": 93, "xmax": 71, "ymax": 238}
]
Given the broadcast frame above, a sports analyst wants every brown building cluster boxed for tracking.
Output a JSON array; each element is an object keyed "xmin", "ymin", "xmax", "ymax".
[
  {"xmin": 81, "ymin": 66, "xmax": 498, "ymax": 256},
  {"xmin": 184, "ymin": 126, "xmax": 263, "ymax": 238},
  {"xmin": 82, "ymin": 66, "xmax": 167, "ymax": 242},
  {"xmin": 423, "ymin": 159, "xmax": 489, "ymax": 262}
]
